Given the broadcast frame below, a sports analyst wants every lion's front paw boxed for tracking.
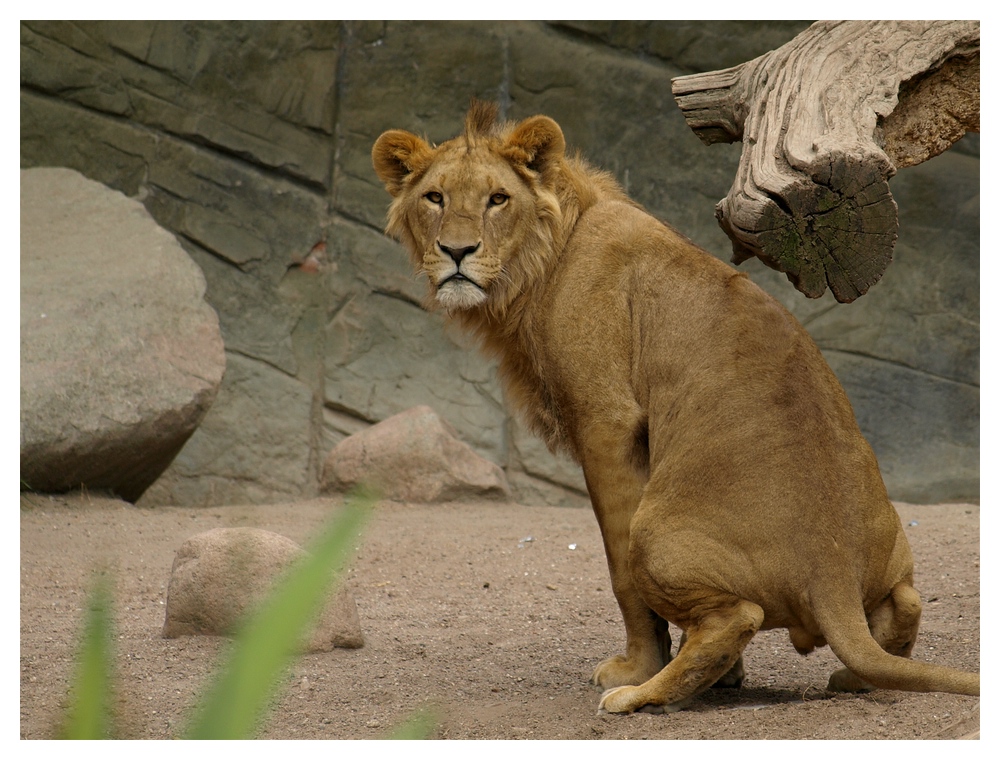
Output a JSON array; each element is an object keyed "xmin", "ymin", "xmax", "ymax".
[
  {"xmin": 827, "ymin": 667, "xmax": 875, "ymax": 693},
  {"xmin": 591, "ymin": 654, "xmax": 659, "ymax": 690},
  {"xmin": 598, "ymin": 686, "xmax": 644, "ymax": 714},
  {"xmin": 598, "ymin": 686, "xmax": 687, "ymax": 715}
]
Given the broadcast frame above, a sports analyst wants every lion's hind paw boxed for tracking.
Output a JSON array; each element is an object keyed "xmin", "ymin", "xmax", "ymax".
[{"xmin": 827, "ymin": 667, "xmax": 875, "ymax": 693}]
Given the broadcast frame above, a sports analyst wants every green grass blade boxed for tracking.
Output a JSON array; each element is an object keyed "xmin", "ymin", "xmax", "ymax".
[
  {"xmin": 387, "ymin": 707, "xmax": 438, "ymax": 739},
  {"xmin": 185, "ymin": 496, "xmax": 371, "ymax": 740},
  {"xmin": 60, "ymin": 574, "xmax": 113, "ymax": 740}
]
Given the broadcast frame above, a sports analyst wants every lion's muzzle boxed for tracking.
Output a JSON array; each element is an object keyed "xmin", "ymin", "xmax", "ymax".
[
  {"xmin": 434, "ymin": 240, "xmax": 487, "ymax": 309},
  {"xmin": 438, "ymin": 240, "xmax": 481, "ymax": 265}
]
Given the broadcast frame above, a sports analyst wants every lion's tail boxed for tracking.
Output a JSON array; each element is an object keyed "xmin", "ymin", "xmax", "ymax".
[{"xmin": 812, "ymin": 583, "xmax": 979, "ymax": 696}]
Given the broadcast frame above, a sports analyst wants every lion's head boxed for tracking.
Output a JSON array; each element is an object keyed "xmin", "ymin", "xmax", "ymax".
[{"xmin": 372, "ymin": 102, "xmax": 568, "ymax": 316}]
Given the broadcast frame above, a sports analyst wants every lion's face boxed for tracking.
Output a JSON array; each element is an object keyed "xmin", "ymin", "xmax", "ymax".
[
  {"xmin": 402, "ymin": 145, "xmax": 540, "ymax": 311},
  {"xmin": 373, "ymin": 105, "xmax": 566, "ymax": 315}
]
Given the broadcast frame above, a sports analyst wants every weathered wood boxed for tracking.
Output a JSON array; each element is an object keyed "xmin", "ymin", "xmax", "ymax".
[{"xmin": 672, "ymin": 21, "xmax": 980, "ymax": 302}]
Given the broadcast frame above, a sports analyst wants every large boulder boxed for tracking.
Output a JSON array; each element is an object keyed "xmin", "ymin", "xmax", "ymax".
[
  {"xmin": 20, "ymin": 167, "xmax": 226, "ymax": 502},
  {"xmin": 163, "ymin": 527, "xmax": 363, "ymax": 652},
  {"xmin": 321, "ymin": 405, "xmax": 511, "ymax": 502}
]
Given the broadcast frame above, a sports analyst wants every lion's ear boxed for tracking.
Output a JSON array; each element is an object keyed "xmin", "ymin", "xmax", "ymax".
[
  {"xmin": 372, "ymin": 130, "xmax": 433, "ymax": 196},
  {"xmin": 503, "ymin": 116, "xmax": 566, "ymax": 179}
]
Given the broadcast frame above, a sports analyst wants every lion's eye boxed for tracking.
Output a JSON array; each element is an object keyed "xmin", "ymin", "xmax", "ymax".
[
  {"xmin": 425, "ymin": 191, "xmax": 443, "ymax": 205},
  {"xmin": 489, "ymin": 193, "xmax": 509, "ymax": 207}
]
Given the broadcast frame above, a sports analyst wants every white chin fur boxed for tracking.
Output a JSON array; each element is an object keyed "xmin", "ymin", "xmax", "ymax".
[{"xmin": 437, "ymin": 280, "xmax": 487, "ymax": 311}]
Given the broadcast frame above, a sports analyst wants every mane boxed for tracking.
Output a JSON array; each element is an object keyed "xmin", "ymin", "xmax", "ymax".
[
  {"xmin": 440, "ymin": 105, "xmax": 636, "ymax": 453},
  {"xmin": 463, "ymin": 100, "xmax": 503, "ymax": 145}
]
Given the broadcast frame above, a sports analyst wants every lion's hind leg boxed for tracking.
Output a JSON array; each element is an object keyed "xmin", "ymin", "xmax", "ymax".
[
  {"xmin": 599, "ymin": 598, "xmax": 764, "ymax": 714},
  {"xmin": 828, "ymin": 582, "xmax": 922, "ymax": 692},
  {"xmin": 677, "ymin": 630, "xmax": 746, "ymax": 688}
]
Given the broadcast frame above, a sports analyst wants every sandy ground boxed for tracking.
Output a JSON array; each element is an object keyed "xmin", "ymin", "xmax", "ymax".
[{"xmin": 20, "ymin": 493, "xmax": 979, "ymax": 740}]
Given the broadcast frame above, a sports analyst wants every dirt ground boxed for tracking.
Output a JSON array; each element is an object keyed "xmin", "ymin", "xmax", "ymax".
[{"xmin": 20, "ymin": 492, "xmax": 979, "ymax": 740}]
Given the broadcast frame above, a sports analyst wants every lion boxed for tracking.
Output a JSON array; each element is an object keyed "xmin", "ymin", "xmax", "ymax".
[{"xmin": 371, "ymin": 101, "xmax": 979, "ymax": 713}]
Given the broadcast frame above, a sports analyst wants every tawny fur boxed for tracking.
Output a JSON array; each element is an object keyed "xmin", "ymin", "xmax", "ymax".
[{"xmin": 371, "ymin": 102, "xmax": 979, "ymax": 713}]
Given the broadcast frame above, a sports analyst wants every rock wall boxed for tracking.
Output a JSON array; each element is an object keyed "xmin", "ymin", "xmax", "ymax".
[{"xmin": 20, "ymin": 20, "xmax": 979, "ymax": 505}]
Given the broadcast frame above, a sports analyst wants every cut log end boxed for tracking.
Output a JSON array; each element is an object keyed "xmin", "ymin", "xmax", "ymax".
[{"xmin": 719, "ymin": 157, "xmax": 899, "ymax": 303}]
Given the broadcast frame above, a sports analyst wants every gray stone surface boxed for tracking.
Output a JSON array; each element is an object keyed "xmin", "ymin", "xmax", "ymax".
[
  {"xmin": 321, "ymin": 406, "xmax": 511, "ymax": 503},
  {"xmin": 324, "ymin": 292, "xmax": 507, "ymax": 460},
  {"xmin": 20, "ymin": 21, "xmax": 979, "ymax": 504},
  {"xmin": 20, "ymin": 168, "xmax": 225, "ymax": 502},
  {"xmin": 138, "ymin": 352, "xmax": 317, "ymax": 507},
  {"xmin": 550, "ymin": 21, "xmax": 813, "ymax": 72},
  {"xmin": 163, "ymin": 526, "xmax": 363, "ymax": 652}
]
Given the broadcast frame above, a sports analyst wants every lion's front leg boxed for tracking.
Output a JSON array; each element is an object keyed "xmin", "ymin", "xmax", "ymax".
[
  {"xmin": 580, "ymin": 429, "xmax": 668, "ymax": 689},
  {"xmin": 591, "ymin": 603, "xmax": 672, "ymax": 689}
]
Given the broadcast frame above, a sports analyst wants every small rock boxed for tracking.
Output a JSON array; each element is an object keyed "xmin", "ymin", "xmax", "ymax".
[
  {"xmin": 320, "ymin": 405, "xmax": 510, "ymax": 503},
  {"xmin": 162, "ymin": 527, "xmax": 363, "ymax": 652}
]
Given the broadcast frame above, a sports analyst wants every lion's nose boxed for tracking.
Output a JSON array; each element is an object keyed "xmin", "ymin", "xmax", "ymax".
[{"xmin": 438, "ymin": 242, "xmax": 480, "ymax": 265}]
